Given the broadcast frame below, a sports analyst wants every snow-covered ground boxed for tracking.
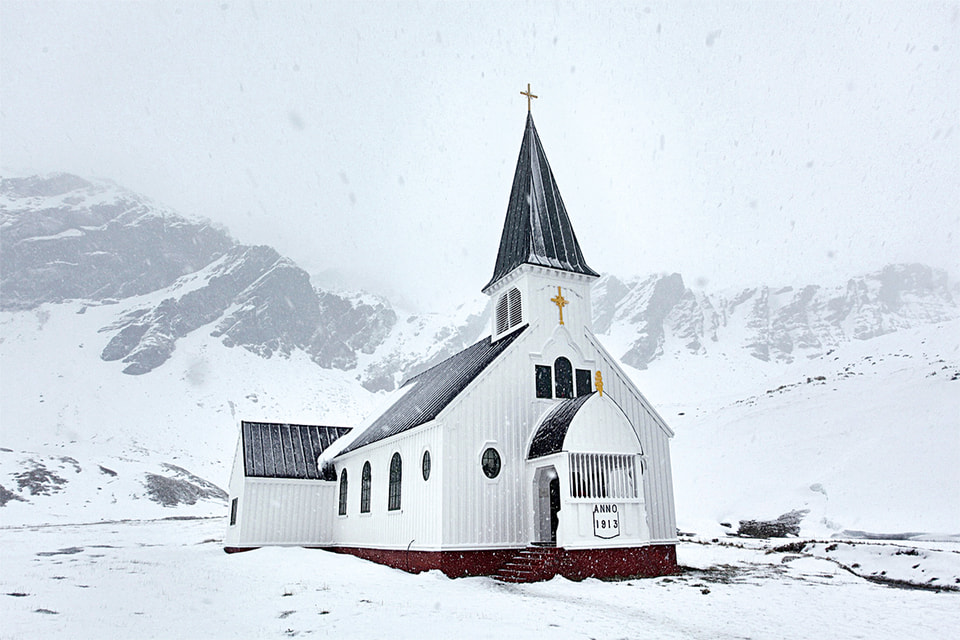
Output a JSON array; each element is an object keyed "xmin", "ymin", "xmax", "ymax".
[{"xmin": 2, "ymin": 518, "xmax": 957, "ymax": 640}]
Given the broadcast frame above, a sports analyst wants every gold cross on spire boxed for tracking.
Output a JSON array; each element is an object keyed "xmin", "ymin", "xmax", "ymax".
[
  {"xmin": 550, "ymin": 286, "xmax": 568, "ymax": 325},
  {"xmin": 520, "ymin": 83, "xmax": 538, "ymax": 112}
]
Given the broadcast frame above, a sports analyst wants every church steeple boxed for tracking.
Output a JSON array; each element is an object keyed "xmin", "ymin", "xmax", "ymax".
[{"xmin": 482, "ymin": 112, "xmax": 599, "ymax": 294}]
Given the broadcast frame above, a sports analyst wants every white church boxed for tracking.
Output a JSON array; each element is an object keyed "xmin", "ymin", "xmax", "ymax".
[{"xmin": 225, "ymin": 94, "xmax": 679, "ymax": 581}]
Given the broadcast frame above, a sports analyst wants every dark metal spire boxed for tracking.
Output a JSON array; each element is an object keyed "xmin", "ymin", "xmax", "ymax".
[{"xmin": 482, "ymin": 112, "xmax": 599, "ymax": 293}]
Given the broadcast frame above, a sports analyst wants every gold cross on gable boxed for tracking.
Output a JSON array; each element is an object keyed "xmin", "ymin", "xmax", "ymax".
[
  {"xmin": 520, "ymin": 83, "xmax": 538, "ymax": 112},
  {"xmin": 550, "ymin": 286, "xmax": 568, "ymax": 325}
]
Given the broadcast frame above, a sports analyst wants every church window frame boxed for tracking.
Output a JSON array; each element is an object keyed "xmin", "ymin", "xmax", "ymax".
[
  {"xmin": 535, "ymin": 365, "xmax": 553, "ymax": 398},
  {"xmin": 360, "ymin": 461, "xmax": 372, "ymax": 514},
  {"xmin": 554, "ymin": 357, "xmax": 574, "ymax": 398},
  {"xmin": 575, "ymin": 368, "xmax": 592, "ymax": 396},
  {"xmin": 481, "ymin": 447, "xmax": 502, "ymax": 479},
  {"xmin": 229, "ymin": 497, "xmax": 238, "ymax": 526},
  {"xmin": 421, "ymin": 450, "xmax": 431, "ymax": 481},
  {"xmin": 338, "ymin": 469, "xmax": 348, "ymax": 516},
  {"xmin": 388, "ymin": 452, "xmax": 402, "ymax": 511},
  {"xmin": 495, "ymin": 287, "xmax": 523, "ymax": 335}
]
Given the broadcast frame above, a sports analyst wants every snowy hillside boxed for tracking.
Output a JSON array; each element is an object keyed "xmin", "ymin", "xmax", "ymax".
[
  {"xmin": 642, "ymin": 319, "xmax": 960, "ymax": 538},
  {"xmin": 0, "ymin": 297, "xmax": 377, "ymax": 525}
]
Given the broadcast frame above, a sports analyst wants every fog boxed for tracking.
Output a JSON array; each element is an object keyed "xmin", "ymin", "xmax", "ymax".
[{"xmin": 2, "ymin": 1, "xmax": 957, "ymax": 310}]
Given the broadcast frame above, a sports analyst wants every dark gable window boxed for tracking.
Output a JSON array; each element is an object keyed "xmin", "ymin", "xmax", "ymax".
[
  {"xmin": 229, "ymin": 497, "xmax": 238, "ymax": 526},
  {"xmin": 554, "ymin": 357, "xmax": 574, "ymax": 398},
  {"xmin": 481, "ymin": 447, "xmax": 501, "ymax": 479},
  {"xmin": 535, "ymin": 365, "xmax": 552, "ymax": 398},
  {"xmin": 338, "ymin": 469, "xmax": 348, "ymax": 516},
  {"xmin": 388, "ymin": 453, "xmax": 402, "ymax": 511},
  {"xmin": 422, "ymin": 450, "xmax": 431, "ymax": 481},
  {"xmin": 575, "ymin": 369, "xmax": 592, "ymax": 396},
  {"xmin": 360, "ymin": 461, "xmax": 372, "ymax": 513}
]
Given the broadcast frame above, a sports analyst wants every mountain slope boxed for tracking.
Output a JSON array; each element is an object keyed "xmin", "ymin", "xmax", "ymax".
[{"xmin": 594, "ymin": 267, "xmax": 958, "ymax": 370}]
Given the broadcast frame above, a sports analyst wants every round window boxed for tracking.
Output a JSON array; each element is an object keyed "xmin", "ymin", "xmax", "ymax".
[
  {"xmin": 481, "ymin": 447, "xmax": 501, "ymax": 479},
  {"xmin": 422, "ymin": 450, "xmax": 431, "ymax": 481}
]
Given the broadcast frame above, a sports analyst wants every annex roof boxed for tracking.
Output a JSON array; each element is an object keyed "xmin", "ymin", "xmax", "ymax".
[
  {"xmin": 527, "ymin": 392, "xmax": 595, "ymax": 459},
  {"xmin": 242, "ymin": 421, "xmax": 351, "ymax": 480},
  {"xmin": 337, "ymin": 327, "xmax": 527, "ymax": 456},
  {"xmin": 483, "ymin": 113, "xmax": 599, "ymax": 292}
]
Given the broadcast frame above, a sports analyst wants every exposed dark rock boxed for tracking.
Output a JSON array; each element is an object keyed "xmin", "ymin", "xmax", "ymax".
[
  {"xmin": 592, "ymin": 265, "xmax": 958, "ymax": 368},
  {"xmin": 736, "ymin": 510, "xmax": 809, "ymax": 538},
  {"xmin": 1, "ymin": 174, "xmax": 233, "ymax": 311},
  {"xmin": 617, "ymin": 273, "xmax": 688, "ymax": 369},
  {"xmin": 0, "ymin": 484, "xmax": 27, "ymax": 506},
  {"xmin": 35, "ymin": 547, "xmax": 84, "ymax": 556},
  {"xmin": 13, "ymin": 462, "xmax": 67, "ymax": 496},
  {"xmin": 143, "ymin": 463, "xmax": 227, "ymax": 507}
]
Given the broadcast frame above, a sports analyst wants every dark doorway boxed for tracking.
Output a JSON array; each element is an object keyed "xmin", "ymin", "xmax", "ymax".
[{"xmin": 549, "ymin": 476, "xmax": 561, "ymax": 543}]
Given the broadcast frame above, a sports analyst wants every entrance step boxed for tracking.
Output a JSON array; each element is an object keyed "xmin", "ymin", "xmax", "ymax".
[{"xmin": 493, "ymin": 546, "xmax": 562, "ymax": 583}]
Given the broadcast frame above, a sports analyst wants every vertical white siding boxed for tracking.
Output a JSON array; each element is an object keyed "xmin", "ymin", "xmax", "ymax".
[
  {"xmin": 583, "ymin": 330, "xmax": 678, "ymax": 543},
  {"xmin": 234, "ymin": 478, "xmax": 336, "ymax": 546},
  {"xmin": 440, "ymin": 350, "xmax": 531, "ymax": 549},
  {"xmin": 224, "ymin": 439, "xmax": 246, "ymax": 547},
  {"xmin": 332, "ymin": 423, "xmax": 443, "ymax": 550}
]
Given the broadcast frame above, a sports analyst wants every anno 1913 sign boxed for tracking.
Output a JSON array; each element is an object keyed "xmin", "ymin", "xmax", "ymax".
[{"xmin": 593, "ymin": 504, "xmax": 620, "ymax": 539}]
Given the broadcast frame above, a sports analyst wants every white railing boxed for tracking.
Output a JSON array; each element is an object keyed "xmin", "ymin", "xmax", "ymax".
[{"xmin": 568, "ymin": 453, "xmax": 639, "ymax": 500}]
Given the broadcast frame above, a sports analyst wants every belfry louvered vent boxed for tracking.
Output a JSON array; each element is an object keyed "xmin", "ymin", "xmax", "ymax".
[
  {"xmin": 495, "ymin": 287, "xmax": 522, "ymax": 335},
  {"xmin": 508, "ymin": 287, "xmax": 522, "ymax": 326},
  {"xmin": 495, "ymin": 294, "xmax": 509, "ymax": 334}
]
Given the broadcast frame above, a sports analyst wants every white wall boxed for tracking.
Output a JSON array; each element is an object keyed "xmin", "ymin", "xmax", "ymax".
[
  {"xmin": 231, "ymin": 478, "xmax": 337, "ymax": 547},
  {"xmin": 563, "ymin": 395, "xmax": 644, "ymax": 454},
  {"xmin": 583, "ymin": 330, "xmax": 679, "ymax": 544},
  {"xmin": 332, "ymin": 423, "xmax": 443, "ymax": 551}
]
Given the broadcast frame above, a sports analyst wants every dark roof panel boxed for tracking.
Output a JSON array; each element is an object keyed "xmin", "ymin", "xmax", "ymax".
[
  {"xmin": 483, "ymin": 113, "xmax": 599, "ymax": 292},
  {"xmin": 338, "ymin": 327, "xmax": 527, "ymax": 456},
  {"xmin": 242, "ymin": 422, "xmax": 351, "ymax": 479},
  {"xmin": 527, "ymin": 392, "xmax": 595, "ymax": 459}
]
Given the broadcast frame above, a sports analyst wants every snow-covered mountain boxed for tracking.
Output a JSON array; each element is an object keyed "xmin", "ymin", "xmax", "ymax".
[
  {"xmin": 593, "ymin": 266, "xmax": 957, "ymax": 370},
  {"xmin": 1, "ymin": 173, "xmax": 957, "ymax": 538},
  {"xmin": 0, "ymin": 174, "xmax": 478, "ymax": 391}
]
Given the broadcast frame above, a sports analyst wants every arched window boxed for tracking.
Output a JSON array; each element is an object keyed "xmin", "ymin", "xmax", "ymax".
[
  {"xmin": 554, "ymin": 357, "xmax": 574, "ymax": 398},
  {"xmin": 360, "ymin": 461, "xmax": 371, "ymax": 513},
  {"xmin": 495, "ymin": 287, "xmax": 522, "ymax": 334},
  {"xmin": 388, "ymin": 452, "xmax": 402, "ymax": 511},
  {"xmin": 338, "ymin": 469, "xmax": 348, "ymax": 516}
]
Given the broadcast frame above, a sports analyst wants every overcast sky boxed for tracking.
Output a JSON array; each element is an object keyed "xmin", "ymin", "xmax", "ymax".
[{"xmin": 2, "ymin": 1, "xmax": 957, "ymax": 310}]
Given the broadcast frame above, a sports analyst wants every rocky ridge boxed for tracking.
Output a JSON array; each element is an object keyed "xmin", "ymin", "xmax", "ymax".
[
  {"xmin": 593, "ymin": 266, "xmax": 958, "ymax": 370},
  {"xmin": 3, "ymin": 173, "xmax": 957, "ymax": 388}
]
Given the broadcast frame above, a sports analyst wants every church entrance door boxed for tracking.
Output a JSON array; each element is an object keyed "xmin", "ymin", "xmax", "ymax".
[{"xmin": 533, "ymin": 466, "xmax": 560, "ymax": 545}]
